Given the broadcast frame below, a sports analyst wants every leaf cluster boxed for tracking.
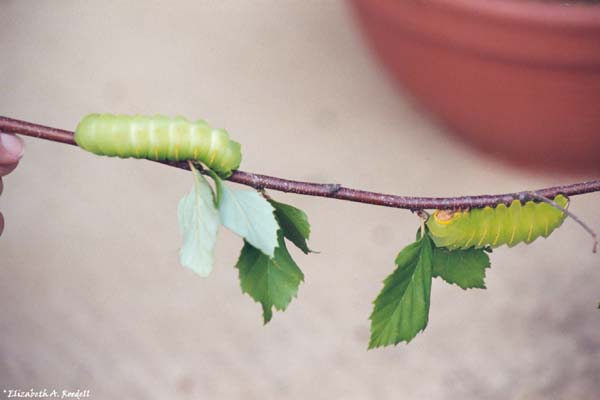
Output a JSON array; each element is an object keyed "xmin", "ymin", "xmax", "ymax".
[
  {"xmin": 368, "ymin": 229, "xmax": 491, "ymax": 348},
  {"xmin": 178, "ymin": 164, "xmax": 313, "ymax": 323}
]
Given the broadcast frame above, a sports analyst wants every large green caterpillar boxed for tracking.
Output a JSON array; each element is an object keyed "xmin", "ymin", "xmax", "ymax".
[
  {"xmin": 426, "ymin": 195, "xmax": 569, "ymax": 250},
  {"xmin": 74, "ymin": 114, "xmax": 242, "ymax": 176}
]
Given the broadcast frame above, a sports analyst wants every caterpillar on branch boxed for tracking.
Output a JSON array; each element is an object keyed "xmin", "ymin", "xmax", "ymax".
[
  {"xmin": 74, "ymin": 114, "xmax": 242, "ymax": 177},
  {"xmin": 426, "ymin": 195, "xmax": 569, "ymax": 250}
]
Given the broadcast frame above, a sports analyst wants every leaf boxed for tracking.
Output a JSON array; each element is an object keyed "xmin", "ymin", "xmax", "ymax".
[
  {"xmin": 268, "ymin": 198, "xmax": 312, "ymax": 254},
  {"xmin": 235, "ymin": 232, "xmax": 304, "ymax": 323},
  {"xmin": 432, "ymin": 246, "xmax": 490, "ymax": 290},
  {"xmin": 212, "ymin": 175, "xmax": 278, "ymax": 257},
  {"xmin": 369, "ymin": 235, "xmax": 433, "ymax": 348},
  {"xmin": 178, "ymin": 166, "xmax": 220, "ymax": 277}
]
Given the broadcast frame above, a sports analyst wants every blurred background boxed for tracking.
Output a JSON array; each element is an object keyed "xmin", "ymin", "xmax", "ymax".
[{"xmin": 0, "ymin": 1, "xmax": 598, "ymax": 399}]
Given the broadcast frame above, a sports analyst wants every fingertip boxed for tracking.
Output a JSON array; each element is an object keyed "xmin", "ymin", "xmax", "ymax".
[
  {"xmin": 0, "ymin": 133, "xmax": 25, "ymax": 163},
  {"xmin": 0, "ymin": 162, "xmax": 18, "ymax": 177}
]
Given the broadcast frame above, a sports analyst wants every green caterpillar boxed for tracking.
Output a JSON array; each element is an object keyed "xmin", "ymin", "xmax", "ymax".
[
  {"xmin": 426, "ymin": 195, "xmax": 569, "ymax": 250},
  {"xmin": 74, "ymin": 114, "xmax": 242, "ymax": 176}
]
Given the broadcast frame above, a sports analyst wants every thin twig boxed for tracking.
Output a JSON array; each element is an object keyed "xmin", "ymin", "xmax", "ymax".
[
  {"xmin": 529, "ymin": 191, "xmax": 598, "ymax": 253},
  {"xmin": 1, "ymin": 115, "xmax": 600, "ymax": 211}
]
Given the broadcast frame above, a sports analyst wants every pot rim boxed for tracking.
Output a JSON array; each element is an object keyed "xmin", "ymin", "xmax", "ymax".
[{"xmin": 366, "ymin": 0, "xmax": 600, "ymax": 29}]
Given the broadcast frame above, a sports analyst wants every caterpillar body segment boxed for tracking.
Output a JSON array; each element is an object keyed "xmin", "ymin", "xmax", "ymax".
[
  {"xmin": 74, "ymin": 114, "xmax": 242, "ymax": 176},
  {"xmin": 426, "ymin": 195, "xmax": 569, "ymax": 250}
]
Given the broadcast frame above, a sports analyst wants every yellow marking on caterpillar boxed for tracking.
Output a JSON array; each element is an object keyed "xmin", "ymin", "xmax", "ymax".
[
  {"xmin": 208, "ymin": 150, "xmax": 218, "ymax": 165},
  {"xmin": 174, "ymin": 144, "xmax": 180, "ymax": 161},
  {"xmin": 463, "ymin": 229, "xmax": 477, "ymax": 248},
  {"xmin": 527, "ymin": 224, "xmax": 533, "ymax": 242},
  {"xmin": 543, "ymin": 218, "xmax": 549, "ymax": 236},
  {"xmin": 193, "ymin": 146, "xmax": 199, "ymax": 159},
  {"xmin": 509, "ymin": 225, "xmax": 517, "ymax": 246},
  {"xmin": 154, "ymin": 146, "xmax": 159, "ymax": 161},
  {"xmin": 135, "ymin": 147, "xmax": 141, "ymax": 158},
  {"xmin": 477, "ymin": 226, "xmax": 489, "ymax": 247},
  {"xmin": 492, "ymin": 225, "xmax": 502, "ymax": 246}
]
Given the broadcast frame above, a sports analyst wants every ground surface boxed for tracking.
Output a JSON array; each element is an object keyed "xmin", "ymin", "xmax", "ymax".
[{"xmin": 1, "ymin": 1, "xmax": 599, "ymax": 399}]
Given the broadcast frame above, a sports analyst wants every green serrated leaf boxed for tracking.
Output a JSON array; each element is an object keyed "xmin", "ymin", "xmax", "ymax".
[
  {"xmin": 268, "ymin": 199, "xmax": 312, "ymax": 254},
  {"xmin": 178, "ymin": 166, "xmax": 220, "ymax": 277},
  {"xmin": 212, "ymin": 175, "xmax": 278, "ymax": 257},
  {"xmin": 432, "ymin": 246, "xmax": 490, "ymax": 290},
  {"xmin": 235, "ymin": 232, "xmax": 304, "ymax": 323},
  {"xmin": 369, "ymin": 235, "xmax": 433, "ymax": 349}
]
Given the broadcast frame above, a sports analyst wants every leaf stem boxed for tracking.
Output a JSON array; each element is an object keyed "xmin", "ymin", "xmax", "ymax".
[{"xmin": 1, "ymin": 115, "xmax": 600, "ymax": 210}]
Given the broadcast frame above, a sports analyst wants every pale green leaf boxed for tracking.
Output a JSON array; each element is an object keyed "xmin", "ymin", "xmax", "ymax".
[
  {"xmin": 212, "ymin": 175, "xmax": 278, "ymax": 257},
  {"xmin": 178, "ymin": 166, "xmax": 220, "ymax": 277},
  {"xmin": 268, "ymin": 199, "xmax": 312, "ymax": 254},
  {"xmin": 235, "ymin": 232, "xmax": 304, "ymax": 323},
  {"xmin": 369, "ymin": 235, "xmax": 433, "ymax": 348},
  {"xmin": 432, "ymin": 246, "xmax": 490, "ymax": 290}
]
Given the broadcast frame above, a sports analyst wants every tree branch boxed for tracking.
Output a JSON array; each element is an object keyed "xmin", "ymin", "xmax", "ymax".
[{"xmin": 1, "ymin": 115, "xmax": 599, "ymax": 210}]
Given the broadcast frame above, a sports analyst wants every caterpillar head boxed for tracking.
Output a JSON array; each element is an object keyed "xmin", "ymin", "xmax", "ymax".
[{"xmin": 426, "ymin": 208, "xmax": 472, "ymax": 249}]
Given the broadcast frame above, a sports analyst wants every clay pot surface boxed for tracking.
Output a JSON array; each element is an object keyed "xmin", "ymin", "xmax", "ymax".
[{"xmin": 352, "ymin": 0, "xmax": 600, "ymax": 174}]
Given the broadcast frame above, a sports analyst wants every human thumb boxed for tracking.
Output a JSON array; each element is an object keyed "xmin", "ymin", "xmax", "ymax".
[{"xmin": 0, "ymin": 133, "xmax": 25, "ymax": 164}]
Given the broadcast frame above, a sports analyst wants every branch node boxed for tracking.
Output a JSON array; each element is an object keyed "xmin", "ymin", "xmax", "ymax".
[
  {"xmin": 517, "ymin": 191, "xmax": 529, "ymax": 203},
  {"xmin": 326, "ymin": 184, "xmax": 341, "ymax": 195}
]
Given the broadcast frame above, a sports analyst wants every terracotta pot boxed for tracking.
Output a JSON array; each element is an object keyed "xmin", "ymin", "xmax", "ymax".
[{"xmin": 351, "ymin": 0, "xmax": 600, "ymax": 174}]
